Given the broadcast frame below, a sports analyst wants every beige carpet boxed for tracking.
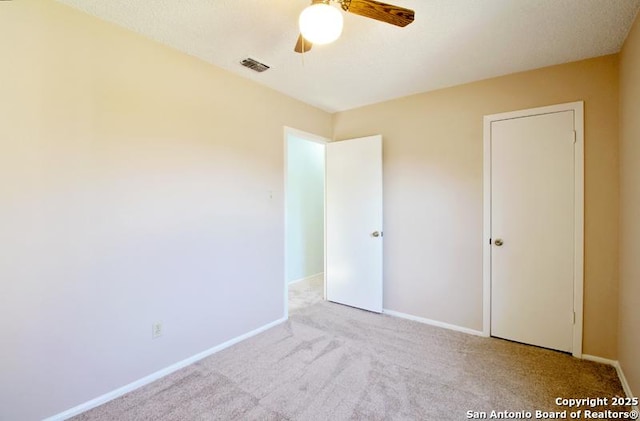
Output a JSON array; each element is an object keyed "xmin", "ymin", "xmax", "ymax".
[
  {"xmin": 288, "ymin": 275, "xmax": 324, "ymax": 312},
  {"xmin": 73, "ymin": 290, "xmax": 627, "ymax": 420}
]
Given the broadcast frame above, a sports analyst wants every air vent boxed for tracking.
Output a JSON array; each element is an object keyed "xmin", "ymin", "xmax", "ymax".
[{"xmin": 240, "ymin": 58, "xmax": 270, "ymax": 73}]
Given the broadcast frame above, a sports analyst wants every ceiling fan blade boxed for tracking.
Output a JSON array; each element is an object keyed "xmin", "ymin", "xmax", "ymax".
[
  {"xmin": 294, "ymin": 34, "xmax": 313, "ymax": 53},
  {"xmin": 342, "ymin": 0, "xmax": 414, "ymax": 27}
]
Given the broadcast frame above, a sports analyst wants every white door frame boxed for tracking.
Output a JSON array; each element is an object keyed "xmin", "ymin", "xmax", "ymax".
[
  {"xmin": 283, "ymin": 126, "xmax": 329, "ymax": 320},
  {"xmin": 482, "ymin": 101, "xmax": 584, "ymax": 357}
]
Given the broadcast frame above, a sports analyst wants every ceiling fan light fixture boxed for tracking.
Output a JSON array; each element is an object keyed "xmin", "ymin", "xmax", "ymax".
[{"xmin": 298, "ymin": 3, "xmax": 344, "ymax": 45}]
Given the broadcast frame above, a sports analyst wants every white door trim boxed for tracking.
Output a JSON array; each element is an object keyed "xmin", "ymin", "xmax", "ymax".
[
  {"xmin": 482, "ymin": 101, "xmax": 584, "ymax": 357},
  {"xmin": 283, "ymin": 126, "xmax": 329, "ymax": 320}
]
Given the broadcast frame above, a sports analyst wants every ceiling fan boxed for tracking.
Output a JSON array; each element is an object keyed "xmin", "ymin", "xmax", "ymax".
[{"xmin": 294, "ymin": 0, "xmax": 415, "ymax": 53}]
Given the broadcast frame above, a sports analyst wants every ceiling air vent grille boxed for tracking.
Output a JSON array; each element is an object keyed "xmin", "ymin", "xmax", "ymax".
[{"xmin": 240, "ymin": 58, "xmax": 270, "ymax": 73}]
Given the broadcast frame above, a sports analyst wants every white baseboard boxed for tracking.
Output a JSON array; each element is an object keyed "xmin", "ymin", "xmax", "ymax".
[
  {"xmin": 289, "ymin": 272, "xmax": 324, "ymax": 285},
  {"xmin": 582, "ymin": 354, "xmax": 618, "ymax": 366},
  {"xmin": 382, "ymin": 309, "xmax": 485, "ymax": 337},
  {"xmin": 582, "ymin": 354, "xmax": 638, "ymax": 411},
  {"xmin": 44, "ymin": 317, "xmax": 287, "ymax": 421}
]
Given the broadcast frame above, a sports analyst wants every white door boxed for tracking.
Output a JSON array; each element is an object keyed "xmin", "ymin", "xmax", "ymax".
[
  {"xmin": 325, "ymin": 135, "xmax": 383, "ymax": 313},
  {"xmin": 490, "ymin": 111, "xmax": 575, "ymax": 352}
]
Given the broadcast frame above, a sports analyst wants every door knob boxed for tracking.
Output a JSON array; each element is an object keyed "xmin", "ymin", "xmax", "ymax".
[
  {"xmin": 494, "ymin": 238, "xmax": 504, "ymax": 246},
  {"xmin": 372, "ymin": 231, "xmax": 381, "ymax": 237}
]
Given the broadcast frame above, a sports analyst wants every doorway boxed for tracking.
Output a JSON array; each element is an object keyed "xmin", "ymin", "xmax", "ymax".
[
  {"xmin": 284, "ymin": 128, "xmax": 327, "ymax": 317},
  {"xmin": 284, "ymin": 130, "xmax": 384, "ymax": 317},
  {"xmin": 482, "ymin": 102, "xmax": 584, "ymax": 357}
]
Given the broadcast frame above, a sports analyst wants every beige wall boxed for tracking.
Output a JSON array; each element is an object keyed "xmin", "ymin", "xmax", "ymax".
[
  {"xmin": 0, "ymin": 1, "xmax": 331, "ymax": 420},
  {"xmin": 619, "ymin": 11, "xmax": 640, "ymax": 398},
  {"xmin": 333, "ymin": 55, "xmax": 620, "ymax": 358}
]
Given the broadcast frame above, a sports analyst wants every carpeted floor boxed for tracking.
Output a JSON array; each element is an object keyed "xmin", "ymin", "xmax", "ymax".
[
  {"xmin": 288, "ymin": 275, "xmax": 324, "ymax": 312},
  {"xmin": 73, "ymin": 286, "xmax": 627, "ymax": 421}
]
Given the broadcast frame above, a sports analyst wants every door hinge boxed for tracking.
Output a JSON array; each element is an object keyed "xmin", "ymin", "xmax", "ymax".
[
  {"xmin": 572, "ymin": 311, "xmax": 576, "ymax": 325},
  {"xmin": 489, "ymin": 238, "xmax": 492, "ymax": 245},
  {"xmin": 572, "ymin": 131, "xmax": 577, "ymax": 144}
]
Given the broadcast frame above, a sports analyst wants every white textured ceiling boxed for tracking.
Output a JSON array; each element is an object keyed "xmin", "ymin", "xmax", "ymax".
[{"xmin": 55, "ymin": 0, "xmax": 640, "ymax": 112}]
